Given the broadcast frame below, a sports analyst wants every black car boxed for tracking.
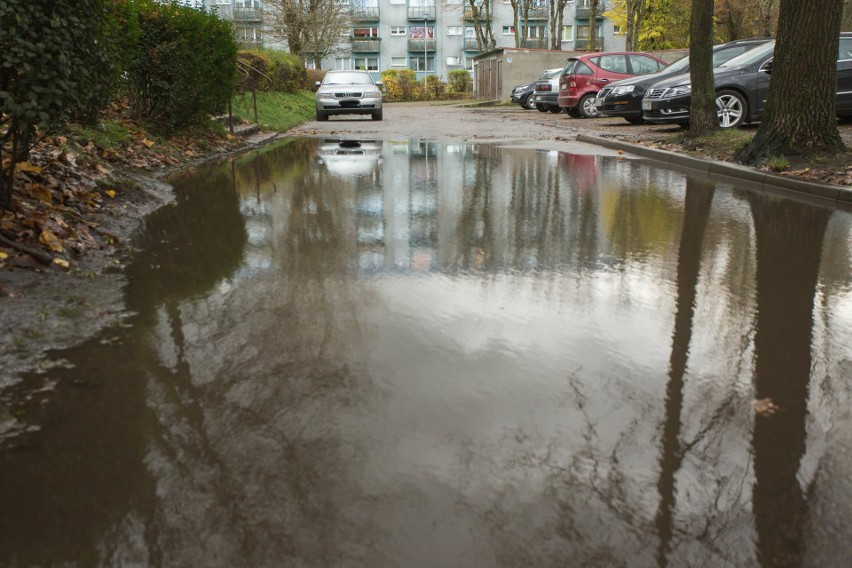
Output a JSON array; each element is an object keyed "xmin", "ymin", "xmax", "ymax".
[
  {"xmin": 594, "ymin": 38, "xmax": 772, "ymax": 124},
  {"xmin": 510, "ymin": 82, "xmax": 536, "ymax": 109},
  {"xmin": 642, "ymin": 34, "xmax": 852, "ymax": 127}
]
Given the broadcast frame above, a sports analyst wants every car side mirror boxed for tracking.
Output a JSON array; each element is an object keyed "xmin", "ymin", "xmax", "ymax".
[
  {"xmin": 762, "ymin": 60, "xmax": 773, "ymax": 74},
  {"xmin": 376, "ymin": 81, "xmax": 384, "ymax": 88},
  {"xmin": 315, "ymin": 81, "xmax": 322, "ymax": 88}
]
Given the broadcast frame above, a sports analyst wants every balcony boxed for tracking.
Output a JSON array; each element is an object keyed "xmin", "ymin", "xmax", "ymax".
[
  {"xmin": 576, "ymin": 8, "xmax": 604, "ymax": 20},
  {"xmin": 463, "ymin": 8, "xmax": 490, "ymax": 21},
  {"xmin": 522, "ymin": 38, "xmax": 548, "ymax": 49},
  {"xmin": 574, "ymin": 39, "xmax": 605, "ymax": 51},
  {"xmin": 351, "ymin": 37, "xmax": 381, "ymax": 52},
  {"xmin": 526, "ymin": 6, "xmax": 548, "ymax": 19},
  {"xmin": 408, "ymin": 38, "xmax": 436, "ymax": 51},
  {"xmin": 464, "ymin": 38, "xmax": 480, "ymax": 51},
  {"xmin": 238, "ymin": 37, "xmax": 263, "ymax": 48},
  {"xmin": 352, "ymin": 7, "xmax": 379, "ymax": 21},
  {"xmin": 233, "ymin": 8, "xmax": 262, "ymax": 22},
  {"xmin": 408, "ymin": 5, "xmax": 436, "ymax": 20}
]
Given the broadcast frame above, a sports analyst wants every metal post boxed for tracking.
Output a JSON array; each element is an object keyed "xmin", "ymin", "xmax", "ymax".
[{"xmin": 423, "ymin": 17, "xmax": 428, "ymax": 98}]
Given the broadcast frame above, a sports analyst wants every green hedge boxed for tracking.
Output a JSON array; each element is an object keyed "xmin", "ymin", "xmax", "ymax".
[
  {"xmin": 118, "ymin": 0, "xmax": 237, "ymax": 128},
  {"xmin": 238, "ymin": 50, "xmax": 309, "ymax": 93}
]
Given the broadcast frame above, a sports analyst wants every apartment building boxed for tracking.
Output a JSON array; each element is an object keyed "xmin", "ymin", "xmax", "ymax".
[{"xmin": 202, "ymin": 0, "xmax": 625, "ymax": 81}]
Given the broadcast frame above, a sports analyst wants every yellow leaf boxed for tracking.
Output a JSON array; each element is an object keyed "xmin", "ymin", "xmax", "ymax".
[
  {"xmin": 40, "ymin": 229, "xmax": 64, "ymax": 253},
  {"xmin": 141, "ymin": 138, "xmax": 155, "ymax": 148},
  {"xmin": 0, "ymin": 252, "xmax": 8, "ymax": 260},
  {"xmin": 17, "ymin": 162, "xmax": 43, "ymax": 173},
  {"xmin": 106, "ymin": 189, "xmax": 116, "ymax": 198},
  {"xmin": 53, "ymin": 258, "xmax": 70, "ymax": 269}
]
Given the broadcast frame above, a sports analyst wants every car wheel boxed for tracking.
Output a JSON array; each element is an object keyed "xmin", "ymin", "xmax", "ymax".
[
  {"xmin": 578, "ymin": 94, "xmax": 599, "ymax": 118},
  {"xmin": 522, "ymin": 94, "xmax": 534, "ymax": 110},
  {"xmin": 624, "ymin": 116, "xmax": 646, "ymax": 125},
  {"xmin": 715, "ymin": 90, "xmax": 747, "ymax": 128},
  {"xmin": 548, "ymin": 106, "xmax": 562, "ymax": 114},
  {"xmin": 536, "ymin": 105, "xmax": 549, "ymax": 113},
  {"xmin": 566, "ymin": 107, "xmax": 581, "ymax": 118},
  {"xmin": 372, "ymin": 109, "xmax": 383, "ymax": 121},
  {"xmin": 316, "ymin": 110, "xmax": 329, "ymax": 122}
]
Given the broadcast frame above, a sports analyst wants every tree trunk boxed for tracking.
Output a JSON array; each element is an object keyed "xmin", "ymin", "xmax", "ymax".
[
  {"xmin": 739, "ymin": 0, "xmax": 845, "ymax": 163},
  {"xmin": 589, "ymin": 0, "xmax": 599, "ymax": 51},
  {"xmin": 687, "ymin": 0, "xmax": 718, "ymax": 137}
]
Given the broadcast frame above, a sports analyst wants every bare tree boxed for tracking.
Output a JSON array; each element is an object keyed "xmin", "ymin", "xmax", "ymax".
[
  {"xmin": 264, "ymin": 0, "xmax": 352, "ymax": 68},
  {"xmin": 548, "ymin": 0, "xmax": 572, "ymax": 49},
  {"xmin": 465, "ymin": 0, "xmax": 497, "ymax": 52}
]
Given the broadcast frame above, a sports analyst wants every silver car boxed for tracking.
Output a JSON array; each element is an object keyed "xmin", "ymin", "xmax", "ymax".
[{"xmin": 315, "ymin": 70, "xmax": 384, "ymax": 121}]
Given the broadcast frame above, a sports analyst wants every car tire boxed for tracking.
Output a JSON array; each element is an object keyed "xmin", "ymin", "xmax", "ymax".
[
  {"xmin": 536, "ymin": 105, "xmax": 549, "ymax": 113},
  {"xmin": 715, "ymin": 89, "xmax": 747, "ymax": 128},
  {"xmin": 578, "ymin": 93, "xmax": 599, "ymax": 118},
  {"xmin": 548, "ymin": 106, "xmax": 562, "ymax": 114},
  {"xmin": 566, "ymin": 107, "xmax": 581, "ymax": 118},
  {"xmin": 372, "ymin": 110, "xmax": 383, "ymax": 121},
  {"xmin": 522, "ymin": 94, "xmax": 534, "ymax": 110},
  {"xmin": 316, "ymin": 110, "xmax": 329, "ymax": 122},
  {"xmin": 624, "ymin": 116, "xmax": 646, "ymax": 125}
]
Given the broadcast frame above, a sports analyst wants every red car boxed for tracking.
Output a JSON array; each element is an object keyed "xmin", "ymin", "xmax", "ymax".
[{"xmin": 557, "ymin": 51, "xmax": 669, "ymax": 118}]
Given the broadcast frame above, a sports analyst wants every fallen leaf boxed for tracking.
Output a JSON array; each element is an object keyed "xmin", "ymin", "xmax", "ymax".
[
  {"xmin": 53, "ymin": 258, "xmax": 70, "ymax": 269},
  {"xmin": 17, "ymin": 162, "xmax": 43, "ymax": 173},
  {"xmin": 96, "ymin": 164, "xmax": 112, "ymax": 175},
  {"xmin": 752, "ymin": 398, "xmax": 779, "ymax": 417},
  {"xmin": 0, "ymin": 252, "xmax": 8, "ymax": 260},
  {"xmin": 106, "ymin": 189, "xmax": 116, "ymax": 198},
  {"xmin": 141, "ymin": 138, "xmax": 155, "ymax": 148},
  {"xmin": 40, "ymin": 229, "xmax": 64, "ymax": 253}
]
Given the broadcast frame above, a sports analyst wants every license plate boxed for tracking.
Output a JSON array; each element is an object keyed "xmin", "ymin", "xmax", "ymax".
[{"xmin": 642, "ymin": 100, "xmax": 652, "ymax": 111}]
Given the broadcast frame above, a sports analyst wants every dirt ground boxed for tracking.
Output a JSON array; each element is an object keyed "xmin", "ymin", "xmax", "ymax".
[{"xmin": 2, "ymin": 102, "xmax": 851, "ymax": 401}]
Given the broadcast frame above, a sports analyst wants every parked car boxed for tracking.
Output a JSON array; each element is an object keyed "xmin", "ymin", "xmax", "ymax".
[
  {"xmin": 594, "ymin": 38, "xmax": 772, "ymax": 124},
  {"xmin": 531, "ymin": 68, "xmax": 568, "ymax": 113},
  {"xmin": 510, "ymin": 82, "xmax": 536, "ymax": 109},
  {"xmin": 641, "ymin": 33, "xmax": 852, "ymax": 128},
  {"xmin": 315, "ymin": 70, "xmax": 384, "ymax": 121},
  {"xmin": 557, "ymin": 51, "xmax": 669, "ymax": 118}
]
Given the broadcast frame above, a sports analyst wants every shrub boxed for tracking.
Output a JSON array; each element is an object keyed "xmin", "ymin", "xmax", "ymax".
[
  {"xmin": 424, "ymin": 75, "xmax": 446, "ymax": 99},
  {"xmin": 238, "ymin": 50, "xmax": 308, "ymax": 93},
  {"xmin": 119, "ymin": 0, "xmax": 238, "ymax": 128},
  {"xmin": 397, "ymin": 69, "xmax": 419, "ymax": 100},
  {"xmin": 380, "ymin": 69, "xmax": 403, "ymax": 100},
  {"xmin": 306, "ymin": 69, "xmax": 326, "ymax": 90},
  {"xmin": 447, "ymin": 70, "xmax": 472, "ymax": 95},
  {"xmin": 0, "ymin": 0, "xmax": 117, "ymax": 208}
]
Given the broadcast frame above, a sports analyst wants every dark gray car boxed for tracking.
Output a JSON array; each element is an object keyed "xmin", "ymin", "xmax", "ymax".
[{"xmin": 642, "ymin": 34, "xmax": 852, "ymax": 127}]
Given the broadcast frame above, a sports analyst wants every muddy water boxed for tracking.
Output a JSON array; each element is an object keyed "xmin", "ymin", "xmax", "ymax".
[{"xmin": 2, "ymin": 138, "xmax": 852, "ymax": 567}]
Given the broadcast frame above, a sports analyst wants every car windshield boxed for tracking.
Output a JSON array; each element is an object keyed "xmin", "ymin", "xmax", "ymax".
[
  {"xmin": 323, "ymin": 72, "xmax": 373, "ymax": 85},
  {"xmin": 718, "ymin": 41, "xmax": 775, "ymax": 69},
  {"xmin": 542, "ymin": 69, "xmax": 562, "ymax": 79},
  {"xmin": 666, "ymin": 55, "xmax": 690, "ymax": 74}
]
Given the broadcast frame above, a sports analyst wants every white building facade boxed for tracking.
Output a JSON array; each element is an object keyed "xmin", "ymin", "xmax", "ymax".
[{"xmin": 203, "ymin": 0, "xmax": 625, "ymax": 81}]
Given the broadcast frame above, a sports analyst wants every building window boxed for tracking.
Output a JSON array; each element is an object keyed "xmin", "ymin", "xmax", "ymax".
[
  {"xmin": 409, "ymin": 26, "xmax": 435, "ymax": 39},
  {"xmin": 447, "ymin": 56, "xmax": 463, "ymax": 66},
  {"xmin": 353, "ymin": 27, "xmax": 379, "ymax": 37},
  {"xmin": 410, "ymin": 56, "xmax": 435, "ymax": 72},
  {"xmin": 216, "ymin": 1, "xmax": 230, "ymax": 5},
  {"xmin": 446, "ymin": 0, "xmax": 462, "ymax": 4},
  {"xmin": 391, "ymin": 57, "xmax": 407, "ymax": 66},
  {"xmin": 526, "ymin": 25, "xmax": 545, "ymax": 39},
  {"xmin": 389, "ymin": 0, "xmax": 406, "ymax": 4},
  {"xmin": 502, "ymin": 26, "xmax": 515, "ymax": 35},
  {"xmin": 354, "ymin": 57, "xmax": 379, "ymax": 71},
  {"xmin": 613, "ymin": 25, "xmax": 624, "ymax": 35},
  {"xmin": 465, "ymin": 58, "xmax": 473, "ymax": 71},
  {"xmin": 446, "ymin": 26, "xmax": 462, "ymax": 36},
  {"xmin": 561, "ymin": 25, "xmax": 573, "ymax": 42},
  {"xmin": 390, "ymin": 26, "xmax": 406, "ymax": 36},
  {"xmin": 334, "ymin": 58, "xmax": 353, "ymax": 70}
]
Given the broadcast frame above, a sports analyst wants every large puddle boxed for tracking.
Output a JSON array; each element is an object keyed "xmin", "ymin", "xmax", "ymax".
[{"xmin": 2, "ymin": 138, "xmax": 852, "ymax": 567}]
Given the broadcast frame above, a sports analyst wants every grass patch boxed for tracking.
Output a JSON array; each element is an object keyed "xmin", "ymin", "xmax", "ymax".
[
  {"xmin": 231, "ymin": 91, "xmax": 316, "ymax": 131},
  {"xmin": 69, "ymin": 120, "xmax": 133, "ymax": 150},
  {"xmin": 665, "ymin": 128, "xmax": 754, "ymax": 160},
  {"xmin": 768, "ymin": 155, "xmax": 790, "ymax": 172}
]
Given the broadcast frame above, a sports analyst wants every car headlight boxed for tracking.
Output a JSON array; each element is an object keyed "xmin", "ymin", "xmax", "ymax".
[
  {"xmin": 611, "ymin": 85, "xmax": 635, "ymax": 96},
  {"xmin": 370, "ymin": 89, "xmax": 382, "ymax": 98},
  {"xmin": 317, "ymin": 89, "xmax": 334, "ymax": 97},
  {"xmin": 663, "ymin": 84, "xmax": 691, "ymax": 98}
]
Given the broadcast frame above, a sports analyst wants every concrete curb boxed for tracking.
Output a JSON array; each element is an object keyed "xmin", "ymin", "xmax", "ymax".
[{"xmin": 577, "ymin": 134, "xmax": 852, "ymax": 208}]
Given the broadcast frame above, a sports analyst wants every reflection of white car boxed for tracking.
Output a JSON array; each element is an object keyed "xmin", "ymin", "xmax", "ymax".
[
  {"xmin": 318, "ymin": 140, "xmax": 382, "ymax": 177},
  {"xmin": 315, "ymin": 70, "xmax": 383, "ymax": 121}
]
